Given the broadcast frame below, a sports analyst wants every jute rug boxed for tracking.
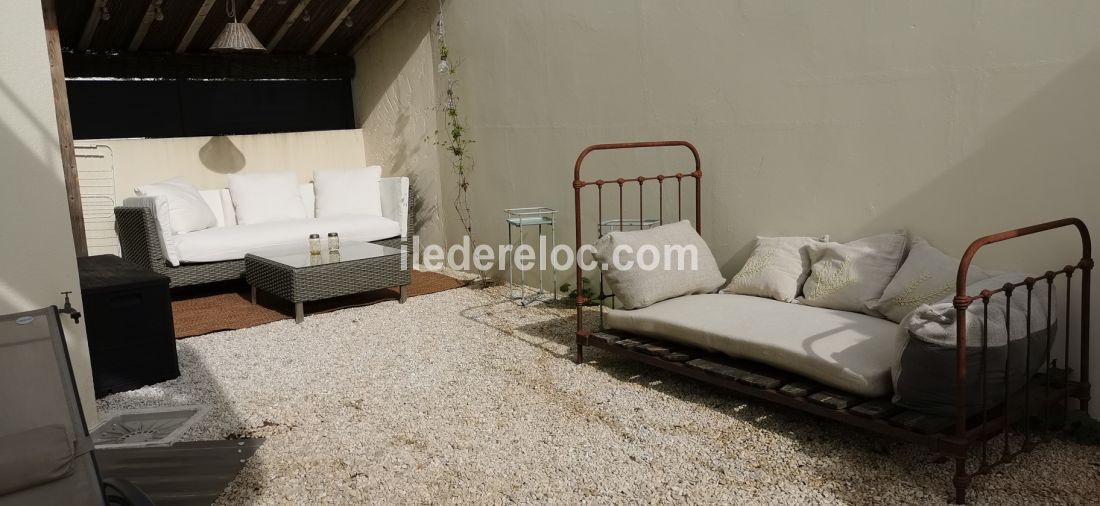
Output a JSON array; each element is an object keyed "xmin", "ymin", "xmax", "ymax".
[{"xmin": 171, "ymin": 270, "xmax": 467, "ymax": 338}]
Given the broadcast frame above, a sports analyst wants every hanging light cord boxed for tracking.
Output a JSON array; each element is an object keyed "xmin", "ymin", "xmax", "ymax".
[{"xmin": 226, "ymin": 0, "xmax": 238, "ymax": 22}]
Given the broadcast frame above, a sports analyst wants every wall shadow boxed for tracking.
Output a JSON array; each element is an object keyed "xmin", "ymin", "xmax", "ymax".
[
  {"xmin": 199, "ymin": 136, "xmax": 247, "ymax": 174},
  {"xmin": 850, "ymin": 49, "xmax": 1100, "ymax": 425}
]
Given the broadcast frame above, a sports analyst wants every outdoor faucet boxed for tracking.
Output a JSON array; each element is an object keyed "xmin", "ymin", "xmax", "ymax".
[{"xmin": 59, "ymin": 291, "xmax": 82, "ymax": 324}]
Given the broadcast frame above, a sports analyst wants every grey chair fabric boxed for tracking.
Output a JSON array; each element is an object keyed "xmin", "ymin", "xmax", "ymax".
[{"xmin": 0, "ymin": 308, "xmax": 104, "ymax": 506}]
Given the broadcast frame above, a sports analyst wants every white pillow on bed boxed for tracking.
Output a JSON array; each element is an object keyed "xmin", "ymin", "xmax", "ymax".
[
  {"xmin": 874, "ymin": 237, "xmax": 991, "ymax": 323},
  {"xmin": 799, "ymin": 230, "xmax": 908, "ymax": 315},
  {"xmin": 723, "ymin": 235, "xmax": 826, "ymax": 303},
  {"xmin": 593, "ymin": 220, "xmax": 726, "ymax": 310}
]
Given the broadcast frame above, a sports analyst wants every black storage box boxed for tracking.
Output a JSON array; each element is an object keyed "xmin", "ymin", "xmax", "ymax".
[{"xmin": 78, "ymin": 254, "xmax": 179, "ymax": 398}]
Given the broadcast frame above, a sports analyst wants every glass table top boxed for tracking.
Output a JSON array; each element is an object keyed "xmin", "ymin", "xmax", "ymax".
[{"xmin": 247, "ymin": 241, "xmax": 404, "ymax": 269}]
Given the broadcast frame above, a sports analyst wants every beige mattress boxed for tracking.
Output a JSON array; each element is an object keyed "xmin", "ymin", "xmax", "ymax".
[{"xmin": 605, "ymin": 294, "xmax": 898, "ymax": 397}]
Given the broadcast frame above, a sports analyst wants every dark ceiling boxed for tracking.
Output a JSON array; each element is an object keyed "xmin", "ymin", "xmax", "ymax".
[{"xmin": 58, "ymin": 0, "xmax": 402, "ymax": 56}]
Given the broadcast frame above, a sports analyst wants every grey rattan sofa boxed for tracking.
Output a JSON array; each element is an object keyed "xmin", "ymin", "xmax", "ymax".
[{"xmin": 114, "ymin": 185, "xmax": 411, "ymax": 289}]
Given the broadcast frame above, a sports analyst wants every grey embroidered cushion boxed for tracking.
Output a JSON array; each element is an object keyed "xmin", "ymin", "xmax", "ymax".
[
  {"xmin": 593, "ymin": 220, "xmax": 726, "ymax": 310},
  {"xmin": 723, "ymin": 236, "xmax": 824, "ymax": 302},
  {"xmin": 799, "ymin": 230, "xmax": 908, "ymax": 315},
  {"xmin": 874, "ymin": 237, "xmax": 991, "ymax": 323}
]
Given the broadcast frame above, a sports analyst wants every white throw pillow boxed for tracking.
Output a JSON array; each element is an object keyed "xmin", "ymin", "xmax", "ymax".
[
  {"xmin": 135, "ymin": 177, "xmax": 218, "ymax": 234},
  {"xmin": 799, "ymin": 230, "xmax": 908, "ymax": 315},
  {"xmin": 723, "ymin": 235, "xmax": 826, "ymax": 302},
  {"xmin": 593, "ymin": 220, "xmax": 726, "ymax": 310},
  {"xmin": 227, "ymin": 171, "xmax": 308, "ymax": 226},
  {"xmin": 874, "ymin": 237, "xmax": 992, "ymax": 323},
  {"xmin": 313, "ymin": 166, "xmax": 383, "ymax": 218},
  {"xmin": 123, "ymin": 196, "xmax": 181, "ymax": 267}
]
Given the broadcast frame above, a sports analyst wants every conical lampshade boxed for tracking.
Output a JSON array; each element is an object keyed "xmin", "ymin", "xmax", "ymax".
[{"xmin": 211, "ymin": 22, "xmax": 265, "ymax": 52}]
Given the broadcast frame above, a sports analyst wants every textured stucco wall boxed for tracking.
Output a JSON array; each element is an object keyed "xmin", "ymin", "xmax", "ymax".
[
  {"xmin": 360, "ymin": 0, "xmax": 1100, "ymax": 416},
  {"xmin": 0, "ymin": 1, "xmax": 97, "ymax": 423},
  {"xmin": 353, "ymin": 0, "xmax": 446, "ymax": 248}
]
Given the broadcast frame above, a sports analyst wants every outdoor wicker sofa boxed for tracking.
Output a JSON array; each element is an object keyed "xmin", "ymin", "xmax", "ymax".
[
  {"xmin": 115, "ymin": 177, "xmax": 411, "ymax": 288},
  {"xmin": 571, "ymin": 141, "xmax": 1094, "ymax": 504}
]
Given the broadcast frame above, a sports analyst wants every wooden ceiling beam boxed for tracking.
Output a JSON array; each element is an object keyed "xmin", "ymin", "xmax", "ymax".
[
  {"xmin": 266, "ymin": 0, "xmax": 313, "ymax": 52},
  {"xmin": 128, "ymin": 0, "xmax": 159, "ymax": 52},
  {"xmin": 77, "ymin": 0, "xmax": 107, "ymax": 50},
  {"xmin": 175, "ymin": 0, "xmax": 218, "ymax": 53},
  {"xmin": 241, "ymin": 0, "xmax": 265, "ymax": 24},
  {"xmin": 352, "ymin": 0, "xmax": 405, "ymax": 54},
  {"xmin": 308, "ymin": 0, "xmax": 361, "ymax": 55}
]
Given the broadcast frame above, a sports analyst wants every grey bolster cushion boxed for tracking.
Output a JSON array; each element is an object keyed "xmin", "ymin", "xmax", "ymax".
[{"xmin": 892, "ymin": 274, "xmax": 1057, "ymax": 416}]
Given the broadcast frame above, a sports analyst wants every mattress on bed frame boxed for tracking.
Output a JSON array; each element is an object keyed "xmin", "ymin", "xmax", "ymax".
[{"xmin": 604, "ymin": 293, "xmax": 897, "ymax": 397}]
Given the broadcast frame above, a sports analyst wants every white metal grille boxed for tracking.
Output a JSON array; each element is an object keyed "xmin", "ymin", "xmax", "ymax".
[{"xmin": 76, "ymin": 144, "xmax": 118, "ymax": 256}]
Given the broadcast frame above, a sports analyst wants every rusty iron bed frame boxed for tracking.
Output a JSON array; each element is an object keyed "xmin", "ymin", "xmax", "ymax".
[{"xmin": 571, "ymin": 140, "xmax": 1093, "ymax": 504}]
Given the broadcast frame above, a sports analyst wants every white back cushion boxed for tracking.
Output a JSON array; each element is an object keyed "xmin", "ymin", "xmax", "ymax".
[
  {"xmin": 123, "ymin": 196, "xmax": 181, "ymax": 266},
  {"xmin": 197, "ymin": 189, "xmax": 225, "ymax": 227},
  {"xmin": 313, "ymin": 166, "xmax": 383, "ymax": 218},
  {"xmin": 299, "ymin": 183, "xmax": 316, "ymax": 219},
  {"xmin": 218, "ymin": 189, "xmax": 236, "ymax": 226},
  {"xmin": 379, "ymin": 177, "xmax": 409, "ymax": 237},
  {"xmin": 135, "ymin": 177, "xmax": 218, "ymax": 234},
  {"xmin": 227, "ymin": 171, "xmax": 307, "ymax": 226}
]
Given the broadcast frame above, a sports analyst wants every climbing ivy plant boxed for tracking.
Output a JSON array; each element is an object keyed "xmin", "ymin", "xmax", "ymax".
[{"xmin": 433, "ymin": 3, "xmax": 475, "ymax": 243}]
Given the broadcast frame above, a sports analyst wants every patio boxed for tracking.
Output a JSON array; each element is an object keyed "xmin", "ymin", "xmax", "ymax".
[{"xmin": 98, "ymin": 283, "xmax": 1097, "ymax": 504}]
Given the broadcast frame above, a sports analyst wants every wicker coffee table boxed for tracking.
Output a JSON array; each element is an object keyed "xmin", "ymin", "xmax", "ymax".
[{"xmin": 244, "ymin": 241, "xmax": 410, "ymax": 323}]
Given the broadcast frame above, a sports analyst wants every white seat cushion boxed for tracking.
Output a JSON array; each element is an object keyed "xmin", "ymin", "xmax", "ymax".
[
  {"xmin": 605, "ymin": 293, "xmax": 898, "ymax": 397},
  {"xmin": 228, "ymin": 171, "xmax": 308, "ymax": 225},
  {"xmin": 175, "ymin": 215, "xmax": 400, "ymax": 263}
]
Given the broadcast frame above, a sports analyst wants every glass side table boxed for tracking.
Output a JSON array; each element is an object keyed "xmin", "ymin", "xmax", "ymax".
[
  {"xmin": 505, "ymin": 207, "xmax": 558, "ymax": 306},
  {"xmin": 598, "ymin": 217, "xmax": 661, "ymax": 237}
]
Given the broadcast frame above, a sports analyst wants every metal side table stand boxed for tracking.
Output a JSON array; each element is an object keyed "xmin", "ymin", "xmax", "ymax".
[{"xmin": 505, "ymin": 207, "xmax": 559, "ymax": 306}]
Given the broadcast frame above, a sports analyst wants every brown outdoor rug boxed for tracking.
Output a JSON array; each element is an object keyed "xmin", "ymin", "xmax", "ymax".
[{"xmin": 172, "ymin": 270, "xmax": 467, "ymax": 338}]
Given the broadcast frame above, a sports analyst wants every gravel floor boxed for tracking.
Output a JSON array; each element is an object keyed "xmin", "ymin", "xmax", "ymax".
[{"xmin": 98, "ymin": 279, "xmax": 1100, "ymax": 505}]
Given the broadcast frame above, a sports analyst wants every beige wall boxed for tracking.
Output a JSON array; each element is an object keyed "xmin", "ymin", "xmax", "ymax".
[
  {"xmin": 0, "ymin": 1, "xmax": 97, "ymax": 423},
  {"xmin": 352, "ymin": 0, "xmax": 446, "ymax": 248},
  {"xmin": 80, "ymin": 129, "xmax": 368, "ymax": 202},
  {"xmin": 359, "ymin": 0, "xmax": 1100, "ymax": 416}
]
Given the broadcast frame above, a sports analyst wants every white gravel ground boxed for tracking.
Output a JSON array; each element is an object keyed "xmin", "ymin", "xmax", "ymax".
[{"xmin": 98, "ymin": 281, "xmax": 1100, "ymax": 504}]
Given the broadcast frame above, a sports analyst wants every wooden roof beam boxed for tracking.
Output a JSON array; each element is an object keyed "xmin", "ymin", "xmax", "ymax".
[
  {"xmin": 241, "ymin": 0, "xmax": 265, "ymax": 24},
  {"xmin": 176, "ymin": 0, "xmax": 218, "ymax": 53},
  {"xmin": 352, "ymin": 0, "xmax": 405, "ymax": 54},
  {"xmin": 308, "ymin": 0, "xmax": 361, "ymax": 55},
  {"xmin": 266, "ymin": 0, "xmax": 313, "ymax": 52},
  {"xmin": 128, "ymin": 0, "xmax": 159, "ymax": 52},
  {"xmin": 77, "ymin": 0, "xmax": 107, "ymax": 51}
]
